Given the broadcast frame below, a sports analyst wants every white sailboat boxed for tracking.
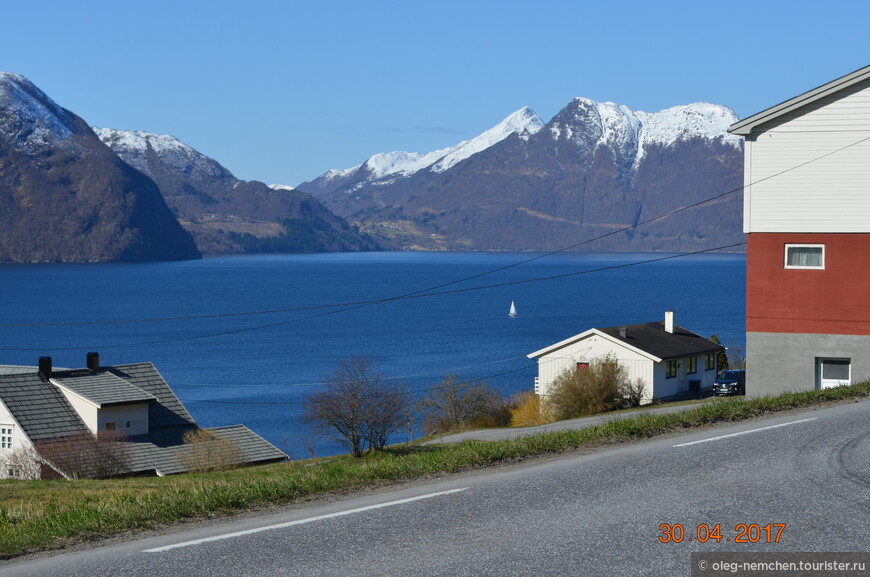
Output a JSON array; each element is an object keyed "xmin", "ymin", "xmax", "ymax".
[{"xmin": 508, "ymin": 301, "xmax": 517, "ymax": 318}]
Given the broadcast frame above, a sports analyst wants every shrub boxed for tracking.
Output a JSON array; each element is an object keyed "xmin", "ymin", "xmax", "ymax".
[
  {"xmin": 509, "ymin": 391, "xmax": 551, "ymax": 427},
  {"xmin": 547, "ymin": 354, "xmax": 641, "ymax": 420},
  {"xmin": 181, "ymin": 429, "xmax": 243, "ymax": 473},
  {"xmin": 35, "ymin": 431, "xmax": 132, "ymax": 479},
  {"xmin": 420, "ymin": 374, "xmax": 506, "ymax": 434}
]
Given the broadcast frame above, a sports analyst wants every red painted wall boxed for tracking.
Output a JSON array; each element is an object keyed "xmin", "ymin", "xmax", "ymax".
[{"xmin": 747, "ymin": 233, "xmax": 870, "ymax": 335}]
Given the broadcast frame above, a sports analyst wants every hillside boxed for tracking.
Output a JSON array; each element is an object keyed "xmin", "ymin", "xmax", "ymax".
[
  {"xmin": 0, "ymin": 73, "xmax": 200, "ymax": 263},
  {"xmin": 95, "ymin": 129, "xmax": 380, "ymax": 255}
]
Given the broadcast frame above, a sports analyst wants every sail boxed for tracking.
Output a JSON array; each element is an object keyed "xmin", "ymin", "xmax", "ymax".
[{"xmin": 509, "ymin": 301, "xmax": 517, "ymax": 317}]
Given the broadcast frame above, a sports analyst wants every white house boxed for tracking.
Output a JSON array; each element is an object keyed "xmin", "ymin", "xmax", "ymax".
[
  {"xmin": 528, "ymin": 311, "xmax": 724, "ymax": 403},
  {"xmin": 0, "ymin": 353, "xmax": 286, "ymax": 479}
]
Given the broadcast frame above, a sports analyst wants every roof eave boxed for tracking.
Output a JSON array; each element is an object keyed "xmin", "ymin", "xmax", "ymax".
[
  {"xmin": 728, "ymin": 64, "xmax": 870, "ymax": 136},
  {"xmin": 528, "ymin": 328, "xmax": 662, "ymax": 362}
]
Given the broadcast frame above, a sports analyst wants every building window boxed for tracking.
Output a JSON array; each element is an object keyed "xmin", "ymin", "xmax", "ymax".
[
  {"xmin": 125, "ymin": 420, "xmax": 132, "ymax": 430},
  {"xmin": 705, "ymin": 353, "xmax": 715, "ymax": 371},
  {"xmin": 576, "ymin": 362, "xmax": 589, "ymax": 372},
  {"xmin": 785, "ymin": 244, "xmax": 824, "ymax": 269},
  {"xmin": 818, "ymin": 358, "xmax": 850, "ymax": 389},
  {"xmin": 105, "ymin": 422, "xmax": 116, "ymax": 431},
  {"xmin": 686, "ymin": 356, "xmax": 697, "ymax": 374},
  {"xmin": 665, "ymin": 359, "xmax": 677, "ymax": 378},
  {"xmin": 1, "ymin": 427, "xmax": 12, "ymax": 450}
]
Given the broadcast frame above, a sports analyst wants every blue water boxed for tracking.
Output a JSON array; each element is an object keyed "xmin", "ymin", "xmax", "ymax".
[{"xmin": 0, "ymin": 251, "xmax": 745, "ymax": 457}]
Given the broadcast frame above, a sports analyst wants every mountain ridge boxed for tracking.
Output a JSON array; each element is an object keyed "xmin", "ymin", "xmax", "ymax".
[{"xmin": 297, "ymin": 99, "xmax": 745, "ymax": 252}]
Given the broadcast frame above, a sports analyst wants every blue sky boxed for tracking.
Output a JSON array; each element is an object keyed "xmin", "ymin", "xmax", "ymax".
[{"xmin": 4, "ymin": 0, "xmax": 868, "ymax": 186}]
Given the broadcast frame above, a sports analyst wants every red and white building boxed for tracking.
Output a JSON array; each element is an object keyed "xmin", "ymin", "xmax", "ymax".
[{"xmin": 729, "ymin": 64, "xmax": 870, "ymax": 395}]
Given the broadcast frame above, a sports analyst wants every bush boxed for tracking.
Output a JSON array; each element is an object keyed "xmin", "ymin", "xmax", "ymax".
[
  {"xmin": 509, "ymin": 391, "xmax": 551, "ymax": 427},
  {"xmin": 547, "ymin": 354, "xmax": 644, "ymax": 420},
  {"xmin": 420, "ymin": 374, "xmax": 507, "ymax": 434},
  {"xmin": 181, "ymin": 429, "xmax": 243, "ymax": 473},
  {"xmin": 35, "ymin": 431, "xmax": 132, "ymax": 479}
]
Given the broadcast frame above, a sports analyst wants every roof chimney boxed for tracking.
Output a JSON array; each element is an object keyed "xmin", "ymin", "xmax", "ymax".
[
  {"xmin": 86, "ymin": 352, "xmax": 100, "ymax": 371},
  {"xmin": 619, "ymin": 327, "xmax": 627, "ymax": 339},
  {"xmin": 665, "ymin": 310, "xmax": 674, "ymax": 334},
  {"xmin": 38, "ymin": 356, "xmax": 52, "ymax": 381}
]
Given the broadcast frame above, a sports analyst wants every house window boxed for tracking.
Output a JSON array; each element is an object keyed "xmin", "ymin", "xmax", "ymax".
[
  {"xmin": 785, "ymin": 244, "xmax": 824, "ymax": 269},
  {"xmin": 705, "ymin": 353, "xmax": 715, "ymax": 371},
  {"xmin": 1, "ymin": 427, "xmax": 12, "ymax": 450},
  {"xmin": 686, "ymin": 356, "xmax": 697, "ymax": 374},
  {"xmin": 665, "ymin": 360, "xmax": 677, "ymax": 378},
  {"xmin": 125, "ymin": 420, "xmax": 132, "ymax": 430},
  {"xmin": 818, "ymin": 358, "xmax": 850, "ymax": 389},
  {"xmin": 105, "ymin": 422, "xmax": 116, "ymax": 431},
  {"xmin": 576, "ymin": 362, "xmax": 590, "ymax": 371}
]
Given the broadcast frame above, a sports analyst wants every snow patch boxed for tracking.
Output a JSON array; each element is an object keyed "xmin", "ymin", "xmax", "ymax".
[{"xmin": 0, "ymin": 72, "xmax": 77, "ymax": 147}]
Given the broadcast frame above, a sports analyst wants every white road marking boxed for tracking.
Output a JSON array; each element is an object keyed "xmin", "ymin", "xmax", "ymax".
[
  {"xmin": 143, "ymin": 487, "xmax": 469, "ymax": 553},
  {"xmin": 673, "ymin": 418, "xmax": 818, "ymax": 447}
]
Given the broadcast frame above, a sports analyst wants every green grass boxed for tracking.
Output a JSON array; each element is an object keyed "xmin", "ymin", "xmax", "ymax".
[{"xmin": 1, "ymin": 382, "xmax": 868, "ymax": 559}]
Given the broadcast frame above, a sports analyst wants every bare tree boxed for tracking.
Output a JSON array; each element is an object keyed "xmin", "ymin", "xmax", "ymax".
[{"xmin": 304, "ymin": 357, "xmax": 409, "ymax": 458}]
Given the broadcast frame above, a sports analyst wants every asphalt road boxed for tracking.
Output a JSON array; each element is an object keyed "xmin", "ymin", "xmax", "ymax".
[{"xmin": 4, "ymin": 399, "xmax": 869, "ymax": 576}]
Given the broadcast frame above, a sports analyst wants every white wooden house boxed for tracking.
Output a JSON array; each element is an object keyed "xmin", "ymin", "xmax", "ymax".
[{"xmin": 528, "ymin": 311, "xmax": 723, "ymax": 403}]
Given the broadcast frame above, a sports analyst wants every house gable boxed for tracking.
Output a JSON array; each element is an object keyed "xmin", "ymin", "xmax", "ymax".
[
  {"xmin": 729, "ymin": 65, "xmax": 870, "ymax": 136},
  {"xmin": 527, "ymin": 328, "xmax": 660, "ymax": 362}
]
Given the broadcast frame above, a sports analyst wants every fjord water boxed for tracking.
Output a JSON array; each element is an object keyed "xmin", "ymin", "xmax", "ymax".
[{"xmin": 0, "ymin": 252, "xmax": 745, "ymax": 457}]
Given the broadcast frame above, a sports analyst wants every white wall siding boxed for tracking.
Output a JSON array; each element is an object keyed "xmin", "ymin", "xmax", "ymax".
[
  {"xmin": 0, "ymin": 399, "xmax": 38, "ymax": 479},
  {"xmin": 98, "ymin": 404, "xmax": 149, "ymax": 436},
  {"xmin": 745, "ymin": 78, "xmax": 870, "ymax": 233}
]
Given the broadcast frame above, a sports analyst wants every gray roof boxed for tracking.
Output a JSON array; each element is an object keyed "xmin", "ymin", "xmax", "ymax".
[
  {"xmin": 52, "ymin": 370, "xmax": 157, "ymax": 407},
  {"xmin": 598, "ymin": 322, "xmax": 723, "ymax": 360},
  {"xmin": 108, "ymin": 363, "xmax": 197, "ymax": 428},
  {"xmin": 0, "ymin": 372, "xmax": 90, "ymax": 441},
  {"xmin": 729, "ymin": 64, "xmax": 870, "ymax": 136}
]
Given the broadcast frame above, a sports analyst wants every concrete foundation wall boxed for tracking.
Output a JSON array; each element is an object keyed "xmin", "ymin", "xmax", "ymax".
[{"xmin": 746, "ymin": 332, "xmax": 870, "ymax": 396}]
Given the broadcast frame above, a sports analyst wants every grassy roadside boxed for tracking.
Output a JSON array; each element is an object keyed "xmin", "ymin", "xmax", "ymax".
[{"xmin": 2, "ymin": 382, "xmax": 869, "ymax": 559}]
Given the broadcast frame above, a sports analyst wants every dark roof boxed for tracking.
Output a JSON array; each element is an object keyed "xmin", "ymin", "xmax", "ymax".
[
  {"xmin": 52, "ymin": 370, "xmax": 157, "ymax": 407},
  {"xmin": 0, "ymin": 373, "xmax": 90, "ymax": 441},
  {"xmin": 599, "ymin": 322, "xmax": 723, "ymax": 360}
]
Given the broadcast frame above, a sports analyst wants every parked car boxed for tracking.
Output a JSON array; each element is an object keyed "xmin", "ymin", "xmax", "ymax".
[{"xmin": 713, "ymin": 369, "xmax": 746, "ymax": 396}]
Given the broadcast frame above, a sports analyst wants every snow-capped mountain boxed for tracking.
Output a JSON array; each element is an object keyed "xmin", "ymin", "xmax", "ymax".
[
  {"xmin": 308, "ymin": 106, "xmax": 545, "ymax": 192},
  {"xmin": 297, "ymin": 98, "xmax": 744, "ymax": 252},
  {"xmin": 0, "ymin": 73, "xmax": 199, "ymax": 263},
  {"xmin": 96, "ymin": 127, "xmax": 379, "ymax": 254},
  {"xmin": 94, "ymin": 128, "xmax": 235, "ymax": 185}
]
